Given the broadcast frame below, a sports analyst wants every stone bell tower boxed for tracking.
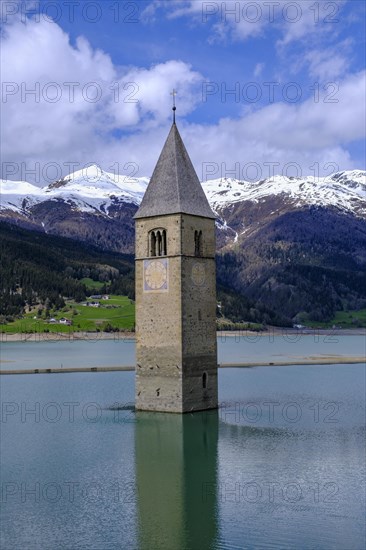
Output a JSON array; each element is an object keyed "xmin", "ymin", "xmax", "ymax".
[{"xmin": 134, "ymin": 116, "xmax": 218, "ymax": 413}]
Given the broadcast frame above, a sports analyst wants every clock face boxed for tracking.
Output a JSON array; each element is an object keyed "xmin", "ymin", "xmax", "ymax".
[
  {"xmin": 191, "ymin": 262, "xmax": 206, "ymax": 286},
  {"xmin": 143, "ymin": 259, "xmax": 168, "ymax": 291}
]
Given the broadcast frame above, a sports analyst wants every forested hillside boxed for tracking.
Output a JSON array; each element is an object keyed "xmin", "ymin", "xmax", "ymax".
[
  {"xmin": 0, "ymin": 222, "xmax": 134, "ymax": 320},
  {"xmin": 1, "ymin": 169, "xmax": 366, "ymax": 325},
  {"xmin": 0, "ymin": 222, "xmax": 288, "ymax": 327},
  {"xmin": 217, "ymin": 206, "xmax": 366, "ymax": 323}
]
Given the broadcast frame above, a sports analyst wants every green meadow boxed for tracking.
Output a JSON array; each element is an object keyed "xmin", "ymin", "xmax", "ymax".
[
  {"xmin": 305, "ymin": 309, "xmax": 366, "ymax": 329},
  {"xmin": 0, "ymin": 295, "xmax": 135, "ymax": 334},
  {"xmin": 2, "ymin": 296, "xmax": 365, "ymax": 334},
  {"xmin": 79, "ymin": 277, "xmax": 107, "ymax": 290}
]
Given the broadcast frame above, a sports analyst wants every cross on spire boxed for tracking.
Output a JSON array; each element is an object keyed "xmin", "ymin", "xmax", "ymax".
[{"xmin": 170, "ymin": 89, "xmax": 177, "ymax": 123}]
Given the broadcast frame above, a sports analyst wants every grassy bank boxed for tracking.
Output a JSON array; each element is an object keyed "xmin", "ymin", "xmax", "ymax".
[
  {"xmin": 304, "ymin": 309, "xmax": 366, "ymax": 329},
  {"xmin": 0, "ymin": 295, "xmax": 135, "ymax": 334}
]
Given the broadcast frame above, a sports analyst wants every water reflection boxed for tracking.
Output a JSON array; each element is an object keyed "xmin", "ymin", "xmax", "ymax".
[
  {"xmin": 135, "ymin": 411, "xmax": 219, "ymax": 550},
  {"xmin": 0, "ymin": 365, "xmax": 364, "ymax": 549}
]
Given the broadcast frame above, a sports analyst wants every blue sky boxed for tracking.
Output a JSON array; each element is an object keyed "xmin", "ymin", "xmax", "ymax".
[{"xmin": 1, "ymin": 0, "xmax": 365, "ymax": 184}]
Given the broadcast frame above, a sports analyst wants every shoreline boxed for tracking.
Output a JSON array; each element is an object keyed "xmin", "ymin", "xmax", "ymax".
[
  {"xmin": 1, "ymin": 357, "xmax": 365, "ymax": 375},
  {"xmin": 1, "ymin": 327, "xmax": 365, "ymax": 343},
  {"xmin": 0, "ymin": 331, "xmax": 136, "ymax": 342}
]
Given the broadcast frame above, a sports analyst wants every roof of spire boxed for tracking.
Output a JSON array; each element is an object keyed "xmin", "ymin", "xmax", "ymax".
[{"xmin": 134, "ymin": 123, "xmax": 215, "ymax": 219}]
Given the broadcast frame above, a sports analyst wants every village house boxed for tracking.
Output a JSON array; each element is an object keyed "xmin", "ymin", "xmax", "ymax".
[{"xmin": 59, "ymin": 318, "xmax": 72, "ymax": 325}]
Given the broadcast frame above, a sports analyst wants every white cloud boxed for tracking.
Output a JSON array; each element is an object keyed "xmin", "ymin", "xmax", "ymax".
[
  {"xmin": 276, "ymin": 1, "xmax": 338, "ymax": 46},
  {"xmin": 183, "ymin": 70, "xmax": 366, "ymax": 180},
  {"xmin": 146, "ymin": 1, "xmax": 348, "ymax": 46},
  {"xmin": 142, "ymin": 0, "xmax": 202, "ymax": 21},
  {"xmin": 303, "ymin": 41, "xmax": 353, "ymax": 81},
  {"xmin": 0, "ymin": 16, "xmax": 202, "ymax": 182},
  {"xmin": 254, "ymin": 63, "xmax": 265, "ymax": 78},
  {"xmin": 142, "ymin": 1, "xmax": 270, "ymax": 41},
  {"xmin": 146, "ymin": 1, "xmax": 355, "ymax": 86},
  {"xmin": 1, "ymin": 16, "xmax": 364, "ymax": 185}
]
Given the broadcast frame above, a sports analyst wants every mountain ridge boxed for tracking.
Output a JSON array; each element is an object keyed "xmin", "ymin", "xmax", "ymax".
[
  {"xmin": 1, "ymin": 167, "xmax": 366, "ymax": 323},
  {"xmin": 1, "ymin": 166, "xmax": 365, "ymax": 253},
  {"xmin": 1, "ymin": 166, "xmax": 365, "ymax": 218}
]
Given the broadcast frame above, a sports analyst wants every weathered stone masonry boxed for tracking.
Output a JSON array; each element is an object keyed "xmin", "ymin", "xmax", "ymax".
[{"xmin": 134, "ymin": 123, "xmax": 218, "ymax": 413}]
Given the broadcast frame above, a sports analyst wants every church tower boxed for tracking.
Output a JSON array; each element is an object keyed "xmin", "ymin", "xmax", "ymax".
[{"xmin": 134, "ymin": 120, "xmax": 218, "ymax": 413}]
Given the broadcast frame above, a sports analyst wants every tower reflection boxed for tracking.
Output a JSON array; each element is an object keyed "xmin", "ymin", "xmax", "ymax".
[{"xmin": 135, "ymin": 410, "xmax": 219, "ymax": 550}]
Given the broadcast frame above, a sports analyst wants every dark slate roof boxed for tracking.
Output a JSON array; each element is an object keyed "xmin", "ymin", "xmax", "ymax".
[{"xmin": 134, "ymin": 123, "xmax": 215, "ymax": 219}]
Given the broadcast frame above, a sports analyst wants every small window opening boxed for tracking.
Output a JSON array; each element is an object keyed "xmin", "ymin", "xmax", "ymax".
[
  {"xmin": 149, "ymin": 229, "xmax": 167, "ymax": 257},
  {"xmin": 150, "ymin": 231, "xmax": 156, "ymax": 257},
  {"xmin": 157, "ymin": 231, "xmax": 162, "ymax": 256},
  {"xmin": 194, "ymin": 230, "xmax": 203, "ymax": 256},
  {"xmin": 202, "ymin": 372, "xmax": 207, "ymax": 389}
]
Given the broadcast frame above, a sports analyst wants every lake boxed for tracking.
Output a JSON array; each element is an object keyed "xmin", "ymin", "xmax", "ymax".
[
  {"xmin": 1, "ymin": 332, "xmax": 365, "ymax": 370},
  {"xmin": 0, "ymin": 336, "xmax": 365, "ymax": 549}
]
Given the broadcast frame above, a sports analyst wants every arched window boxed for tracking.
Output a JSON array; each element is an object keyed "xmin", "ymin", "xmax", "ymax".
[
  {"xmin": 150, "ymin": 231, "xmax": 156, "ymax": 257},
  {"xmin": 194, "ymin": 230, "xmax": 203, "ymax": 256},
  {"xmin": 162, "ymin": 230, "xmax": 167, "ymax": 256},
  {"xmin": 194, "ymin": 231, "xmax": 199, "ymax": 256},
  {"xmin": 157, "ymin": 231, "xmax": 162, "ymax": 256},
  {"xmin": 202, "ymin": 372, "xmax": 207, "ymax": 389},
  {"xmin": 149, "ymin": 229, "xmax": 167, "ymax": 257}
]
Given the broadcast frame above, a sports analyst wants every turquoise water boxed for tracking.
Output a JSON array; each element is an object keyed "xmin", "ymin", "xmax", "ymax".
[
  {"xmin": 1, "ymin": 356, "xmax": 365, "ymax": 549},
  {"xmin": 1, "ymin": 333, "xmax": 365, "ymax": 370}
]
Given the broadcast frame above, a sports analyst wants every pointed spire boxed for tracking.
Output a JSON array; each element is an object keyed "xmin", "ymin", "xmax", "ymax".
[{"xmin": 134, "ymin": 123, "xmax": 215, "ymax": 219}]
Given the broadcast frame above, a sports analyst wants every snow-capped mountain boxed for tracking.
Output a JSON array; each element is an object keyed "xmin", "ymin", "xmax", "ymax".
[
  {"xmin": 2, "ymin": 166, "xmax": 366, "ymax": 322},
  {"xmin": 0, "ymin": 165, "xmax": 148, "ymax": 216},
  {"xmin": 1, "ymin": 166, "xmax": 365, "ymax": 253},
  {"xmin": 0, "ymin": 178, "xmax": 43, "ymax": 213},
  {"xmin": 203, "ymin": 170, "xmax": 366, "ymax": 217},
  {"xmin": 1, "ymin": 166, "xmax": 365, "ymax": 216}
]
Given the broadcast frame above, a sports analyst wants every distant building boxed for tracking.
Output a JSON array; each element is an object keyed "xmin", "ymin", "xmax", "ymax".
[{"xmin": 59, "ymin": 318, "xmax": 72, "ymax": 325}]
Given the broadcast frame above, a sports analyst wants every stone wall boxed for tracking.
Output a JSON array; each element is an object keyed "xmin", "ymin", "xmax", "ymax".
[{"xmin": 135, "ymin": 213, "xmax": 218, "ymax": 413}]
